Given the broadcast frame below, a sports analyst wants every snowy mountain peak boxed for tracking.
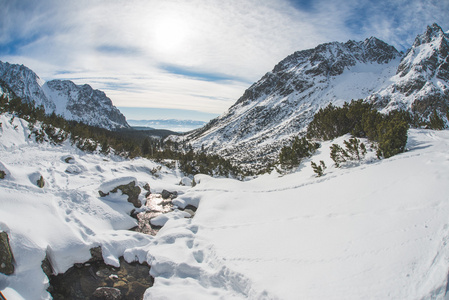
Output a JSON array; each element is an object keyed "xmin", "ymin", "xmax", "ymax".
[
  {"xmin": 0, "ymin": 61, "xmax": 129, "ymax": 130},
  {"xmin": 369, "ymin": 23, "xmax": 449, "ymax": 119},
  {"xmin": 413, "ymin": 23, "xmax": 446, "ymax": 47},
  {"xmin": 397, "ymin": 23, "xmax": 449, "ymax": 78}
]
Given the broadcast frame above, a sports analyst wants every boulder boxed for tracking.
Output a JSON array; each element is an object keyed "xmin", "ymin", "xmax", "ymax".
[
  {"xmin": 111, "ymin": 182, "xmax": 141, "ymax": 208},
  {"xmin": 65, "ymin": 165, "xmax": 82, "ymax": 174},
  {"xmin": 143, "ymin": 183, "xmax": 151, "ymax": 198},
  {"xmin": 62, "ymin": 155, "xmax": 75, "ymax": 164},
  {"xmin": 0, "ymin": 162, "xmax": 10, "ymax": 180},
  {"xmin": 92, "ymin": 287, "xmax": 122, "ymax": 300},
  {"xmin": 179, "ymin": 177, "xmax": 192, "ymax": 186},
  {"xmin": 98, "ymin": 178, "xmax": 142, "ymax": 208},
  {"xmin": 161, "ymin": 190, "xmax": 178, "ymax": 200},
  {"xmin": 0, "ymin": 231, "xmax": 14, "ymax": 275}
]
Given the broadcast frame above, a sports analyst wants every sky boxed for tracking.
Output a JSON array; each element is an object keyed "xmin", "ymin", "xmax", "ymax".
[{"xmin": 1, "ymin": 0, "xmax": 448, "ymax": 122}]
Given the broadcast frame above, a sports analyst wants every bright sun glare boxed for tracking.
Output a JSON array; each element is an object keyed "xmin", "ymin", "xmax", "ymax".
[{"xmin": 152, "ymin": 13, "xmax": 194, "ymax": 54}]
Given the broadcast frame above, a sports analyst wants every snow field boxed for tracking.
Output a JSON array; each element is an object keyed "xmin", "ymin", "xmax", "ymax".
[
  {"xmin": 2, "ymin": 111, "xmax": 449, "ymax": 300},
  {"xmin": 0, "ymin": 114, "xmax": 188, "ymax": 299}
]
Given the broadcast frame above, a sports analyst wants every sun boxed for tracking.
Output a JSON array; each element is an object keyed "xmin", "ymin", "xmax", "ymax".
[{"xmin": 151, "ymin": 13, "xmax": 194, "ymax": 54}]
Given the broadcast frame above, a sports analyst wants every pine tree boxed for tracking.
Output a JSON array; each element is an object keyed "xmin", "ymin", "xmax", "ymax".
[
  {"xmin": 142, "ymin": 137, "xmax": 151, "ymax": 156},
  {"xmin": 429, "ymin": 109, "xmax": 446, "ymax": 130},
  {"xmin": 311, "ymin": 160, "xmax": 326, "ymax": 177}
]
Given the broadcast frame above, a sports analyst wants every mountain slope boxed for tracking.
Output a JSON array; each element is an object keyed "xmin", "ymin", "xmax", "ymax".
[
  {"xmin": 0, "ymin": 61, "xmax": 129, "ymax": 130},
  {"xmin": 179, "ymin": 24, "xmax": 449, "ymax": 170},
  {"xmin": 179, "ymin": 38, "xmax": 401, "ymax": 168}
]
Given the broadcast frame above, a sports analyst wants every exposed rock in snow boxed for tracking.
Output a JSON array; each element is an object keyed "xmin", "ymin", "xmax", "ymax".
[
  {"xmin": 0, "ymin": 231, "xmax": 14, "ymax": 275},
  {"xmin": 98, "ymin": 177, "xmax": 142, "ymax": 208}
]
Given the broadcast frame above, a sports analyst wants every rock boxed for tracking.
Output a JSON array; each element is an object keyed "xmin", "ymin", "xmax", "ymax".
[
  {"xmin": 184, "ymin": 204, "xmax": 198, "ymax": 212},
  {"xmin": 112, "ymin": 182, "xmax": 141, "ymax": 208},
  {"xmin": 89, "ymin": 246, "xmax": 103, "ymax": 263},
  {"xmin": 0, "ymin": 162, "xmax": 10, "ymax": 180},
  {"xmin": 184, "ymin": 209, "xmax": 196, "ymax": 218},
  {"xmin": 112, "ymin": 281, "xmax": 127, "ymax": 288},
  {"xmin": 0, "ymin": 231, "xmax": 14, "ymax": 275},
  {"xmin": 179, "ymin": 177, "xmax": 192, "ymax": 186},
  {"xmin": 41, "ymin": 252, "xmax": 54, "ymax": 277},
  {"xmin": 92, "ymin": 287, "xmax": 122, "ymax": 300},
  {"xmin": 161, "ymin": 190, "xmax": 171, "ymax": 199},
  {"xmin": 65, "ymin": 165, "xmax": 82, "ymax": 174},
  {"xmin": 161, "ymin": 190, "xmax": 178, "ymax": 200},
  {"xmin": 99, "ymin": 179, "xmax": 142, "ymax": 208},
  {"xmin": 143, "ymin": 183, "xmax": 151, "ymax": 198},
  {"xmin": 62, "ymin": 155, "xmax": 75, "ymax": 164},
  {"xmin": 37, "ymin": 175, "xmax": 45, "ymax": 188}
]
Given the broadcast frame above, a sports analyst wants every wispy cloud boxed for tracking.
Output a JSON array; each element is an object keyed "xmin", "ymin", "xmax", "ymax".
[{"xmin": 1, "ymin": 0, "xmax": 448, "ymax": 119}]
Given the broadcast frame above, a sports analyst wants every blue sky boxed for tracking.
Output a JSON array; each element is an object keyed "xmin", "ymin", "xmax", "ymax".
[{"xmin": 1, "ymin": 0, "xmax": 448, "ymax": 121}]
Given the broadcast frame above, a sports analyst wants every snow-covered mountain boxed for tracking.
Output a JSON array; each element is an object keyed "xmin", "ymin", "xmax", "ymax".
[
  {"xmin": 178, "ymin": 24, "xmax": 449, "ymax": 169},
  {"xmin": 0, "ymin": 61, "xmax": 129, "ymax": 130}
]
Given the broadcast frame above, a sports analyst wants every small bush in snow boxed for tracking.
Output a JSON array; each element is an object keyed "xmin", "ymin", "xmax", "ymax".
[
  {"xmin": 311, "ymin": 161, "xmax": 326, "ymax": 177},
  {"xmin": 330, "ymin": 138, "xmax": 367, "ymax": 167}
]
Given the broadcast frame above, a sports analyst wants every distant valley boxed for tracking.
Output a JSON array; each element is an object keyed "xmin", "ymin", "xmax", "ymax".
[{"xmin": 127, "ymin": 119, "xmax": 207, "ymax": 133}]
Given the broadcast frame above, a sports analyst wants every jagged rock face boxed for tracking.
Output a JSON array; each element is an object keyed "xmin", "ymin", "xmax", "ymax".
[
  {"xmin": 369, "ymin": 23, "xmax": 449, "ymax": 118},
  {"xmin": 0, "ymin": 62, "xmax": 129, "ymax": 130},
  {"xmin": 43, "ymin": 80, "xmax": 129, "ymax": 130},
  {"xmin": 183, "ymin": 37, "xmax": 401, "ymax": 169},
  {"xmin": 0, "ymin": 62, "xmax": 55, "ymax": 112}
]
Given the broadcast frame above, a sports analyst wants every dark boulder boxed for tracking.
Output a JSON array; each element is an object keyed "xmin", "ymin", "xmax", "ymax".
[
  {"xmin": 161, "ymin": 190, "xmax": 178, "ymax": 200},
  {"xmin": 0, "ymin": 231, "xmax": 14, "ymax": 275}
]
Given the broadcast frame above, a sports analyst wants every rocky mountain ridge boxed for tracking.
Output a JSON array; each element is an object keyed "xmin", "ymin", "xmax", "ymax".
[
  {"xmin": 0, "ymin": 61, "xmax": 129, "ymax": 130},
  {"xmin": 176, "ymin": 23, "xmax": 449, "ymax": 170}
]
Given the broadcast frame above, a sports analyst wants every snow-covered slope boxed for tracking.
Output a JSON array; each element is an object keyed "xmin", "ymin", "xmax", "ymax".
[
  {"xmin": 0, "ymin": 61, "xmax": 129, "ymax": 130},
  {"xmin": 2, "ymin": 111, "xmax": 449, "ymax": 299},
  {"xmin": 178, "ymin": 24, "xmax": 449, "ymax": 170},
  {"xmin": 148, "ymin": 128, "xmax": 449, "ymax": 300}
]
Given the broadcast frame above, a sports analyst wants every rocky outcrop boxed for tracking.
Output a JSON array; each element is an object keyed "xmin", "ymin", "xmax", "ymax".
[{"xmin": 0, "ymin": 231, "xmax": 14, "ymax": 275}]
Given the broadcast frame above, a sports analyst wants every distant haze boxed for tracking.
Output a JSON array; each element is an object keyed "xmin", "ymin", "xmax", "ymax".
[{"xmin": 128, "ymin": 119, "xmax": 207, "ymax": 132}]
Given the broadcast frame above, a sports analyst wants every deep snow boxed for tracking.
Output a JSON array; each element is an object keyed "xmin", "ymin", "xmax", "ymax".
[{"xmin": 1, "ymin": 112, "xmax": 449, "ymax": 299}]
